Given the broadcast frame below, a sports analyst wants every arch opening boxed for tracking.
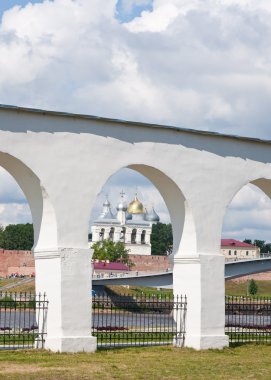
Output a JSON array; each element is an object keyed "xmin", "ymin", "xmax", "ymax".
[
  {"xmin": 222, "ymin": 178, "xmax": 271, "ymax": 263},
  {"xmin": 131, "ymin": 229, "xmax": 137, "ymax": 244},
  {"xmin": 0, "ymin": 152, "xmax": 58, "ymax": 252},
  {"xmin": 141, "ymin": 230, "xmax": 146, "ymax": 244},
  {"xmin": 89, "ymin": 164, "xmax": 197, "ymax": 269}
]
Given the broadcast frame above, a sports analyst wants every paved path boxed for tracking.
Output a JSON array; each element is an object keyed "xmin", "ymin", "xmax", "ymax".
[{"xmin": 0, "ymin": 278, "xmax": 34, "ymax": 291}]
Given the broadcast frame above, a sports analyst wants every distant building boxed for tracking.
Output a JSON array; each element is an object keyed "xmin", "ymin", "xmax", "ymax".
[
  {"xmin": 91, "ymin": 192, "xmax": 160, "ymax": 255},
  {"xmin": 221, "ymin": 239, "xmax": 260, "ymax": 259}
]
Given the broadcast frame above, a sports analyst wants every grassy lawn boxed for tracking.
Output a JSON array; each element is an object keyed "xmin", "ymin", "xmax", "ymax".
[
  {"xmin": 0, "ymin": 279, "xmax": 25, "ymax": 290},
  {"xmin": 225, "ymin": 280, "xmax": 271, "ymax": 297},
  {"xmin": 0, "ymin": 345, "xmax": 271, "ymax": 380},
  {"xmin": 8, "ymin": 281, "xmax": 35, "ymax": 293}
]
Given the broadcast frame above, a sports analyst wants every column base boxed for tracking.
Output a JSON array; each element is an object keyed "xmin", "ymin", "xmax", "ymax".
[
  {"xmin": 183, "ymin": 334, "xmax": 229, "ymax": 350},
  {"xmin": 44, "ymin": 336, "xmax": 97, "ymax": 353}
]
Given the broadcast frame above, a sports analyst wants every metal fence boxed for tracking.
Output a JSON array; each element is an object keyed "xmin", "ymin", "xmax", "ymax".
[
  {"xmin": 0, "ymin": 292, "xmax": 48, "ymax": 349},
  {"xmin": 92, "ymin": 293, "xmax": 187, "ymax": 348},
  {"xmin": 226, "ymin": 295, "xmax": 271, "ymax": 344}
]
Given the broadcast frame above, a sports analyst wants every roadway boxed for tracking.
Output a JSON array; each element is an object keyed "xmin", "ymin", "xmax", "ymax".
[{"xmin": 92, "ymin": 258, "xmax": 271, "ymax": 288}]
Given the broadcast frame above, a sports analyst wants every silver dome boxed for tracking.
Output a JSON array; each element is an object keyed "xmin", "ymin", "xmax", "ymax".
[
  {"xmin": 145, "ymin": 207, "xmax": 160, "ymax": 222},
  {"xmin": 116, "ymin": 201, "xmax": 128, "ymax": 212},
  {"xmin": 103, "ymin": 199, "xmax": 110, "ymax": 207},
  {"xmin": 98, "ymin": 197, "xmax": 116, "ymax": 220}
]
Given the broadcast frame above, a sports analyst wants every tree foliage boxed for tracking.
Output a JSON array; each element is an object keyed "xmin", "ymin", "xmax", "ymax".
[
  {"xmin": 0, "ymin": 223, "xmax": 34, "ymax": 250},
  {"xmin": 248, "ymin": 279, "xmax": 258, "ymax": 296},
  {"xmin": 244, "ymin": 239, "xmax": 271, "ymax": 253},
  {"xmin": 92, "ymin": 239, "xmax": 132, "ymax": 265},
  {"xmin": 151, "ymin": 223, "xmax": 173, "ymax": 255}
]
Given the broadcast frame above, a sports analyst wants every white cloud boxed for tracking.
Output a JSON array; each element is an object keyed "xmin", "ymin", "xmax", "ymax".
[
  {"xmin": 0, "ymin": 0, "xmax": 271, "ymax": 136},
  {"xmin": 125, "ymin": 3, "xmax": 179, "ymax": 32},
  {"xmin": 0, "ymin": 203, "xmax": 32, "ymax": 227},
  {"xmin": 116, "ymin": 0, "xmax": 152, "ymax": 18},
  {"xmin": 0, "ymin": 167, "xmax": 27, "ymax": 204},
  {"xmin": 0, "ymin": 0, "xmax": 271, "ymax": 236},
  {"xmin": 222, "ymin": 184, "xmax": 271, "ymax": 241},
  {"xmin": 0, "ymin": 167, "xmax": 31, "ymax": 226}
]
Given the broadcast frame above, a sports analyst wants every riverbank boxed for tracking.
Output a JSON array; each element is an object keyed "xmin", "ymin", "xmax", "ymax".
[
  {"xmin": 2, "ymin": 279, "xmax": 271, "ymax": 297},
  {"xmin": 225, "ymin": 280, "xmax": 271, "ymax": 296}
]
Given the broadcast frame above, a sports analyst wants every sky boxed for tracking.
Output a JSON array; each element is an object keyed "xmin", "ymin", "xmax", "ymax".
[{"xmin": 0, "ymin": 0, "xmax": 271, "ymax": 241}]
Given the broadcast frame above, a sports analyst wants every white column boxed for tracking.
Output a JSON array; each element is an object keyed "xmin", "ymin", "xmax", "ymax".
[
  {"xmin": 91, "ymin": 226, "xmax": 100, "ymax": 242},
  {"xmin": 114, "ymin": 227, "xmax": 121, "ymax": 242},
  {"xmin": 34, "ymin": 248, "xmax": 97, "ymax": 353},
  {"xmin": 173, "ymin": 254, "xmax": 228, "ymax": 350},
  {"xmin": 126, "ymin": 228, "xmax": 132, "ymax": 243},
  {"xmin": 136, "ymin": 229, "xmax": 142, "ymax": 244},
  {"xmin": 104, "ymin": 227, "xmax": 110, "ymax": 240},
  {"xmin": 172, "ymin": 201, "xmax": 228, "ymax": 350}
]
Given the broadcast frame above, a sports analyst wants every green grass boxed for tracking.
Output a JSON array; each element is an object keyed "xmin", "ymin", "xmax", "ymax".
[
  {"xmin": 226, "ymin": 332, "xmax": 271, "ymax": 343},
  {"xmin": 94, "ymin": 331, "xmax": 175, "ymax": 344},
  {"xmin": 0, "ymin": 334, "xmax": 36, "ymax": 345},
  {"xmin": 0, "ymin": 279, "xmax": 24, "ymax": 289},
  {"xmin": 225, "ymin": 280, "xmax": 271, "ymax": 297},
  {"xmin": 0, "ymin": 345, "xmax": 271, "ymax": 379},
  {"xmin": 0, "ymin": 278, "xmax": 35, "ymax": 293},
  {"xmin": 2, "ymin": 278, "xmax": 271, "ymax": 298},
  {"xmin": 105, "ymin": 285, "xmax": 173, "ymax": 298}
]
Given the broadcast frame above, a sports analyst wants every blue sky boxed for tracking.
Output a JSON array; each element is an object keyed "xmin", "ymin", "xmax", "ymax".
[
  {"xmin": 0, "ymin": 0, "xmax": 43, "ymax": 18},
  {"xmin": 115, "ymin": 0, "xmax": 153, "ymax": 23},
  {"xmin": 0, "ymin": 1, "xmax": 153, "ymax": 22}
]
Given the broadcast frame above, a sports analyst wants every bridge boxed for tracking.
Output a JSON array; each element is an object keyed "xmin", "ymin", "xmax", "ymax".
[
  {"xmin": 2, "ymin": 104, "xmax": 271, "ymax": 351},
  {"xmin": 92, "ymin": 258, "xmax": 271, "ymax": 288}
]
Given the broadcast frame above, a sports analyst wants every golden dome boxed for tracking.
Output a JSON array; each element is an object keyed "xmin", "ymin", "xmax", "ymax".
[{"xmin": 127, "ymin": 196, "xmax": 144, "ymax": 214}]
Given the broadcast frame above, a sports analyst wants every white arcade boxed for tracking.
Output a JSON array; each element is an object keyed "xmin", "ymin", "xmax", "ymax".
[{"xmin": 1, "ymin": 104, "xmax": 271, "ymax": 352}]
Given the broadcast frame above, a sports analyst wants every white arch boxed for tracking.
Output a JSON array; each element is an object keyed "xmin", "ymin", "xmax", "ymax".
[
  {"xmin": 0, "ymin": 152, "xmax": 58, "ymax": 250},
  {"xmin": 128, "ymin": 164, "xmax": 197, "ymax": 257}
]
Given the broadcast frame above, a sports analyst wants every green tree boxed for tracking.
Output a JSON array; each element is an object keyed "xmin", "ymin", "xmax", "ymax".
[
  {"xmin": 0, "ymin": 223, "xmax": 34, "ymax": 250},
  {"xmin": 244, "ymin": 239, "xmax": 271, "ymax": 253},
  {"xmin": 253, "ymin": 240, "xmax": 265, "ymax": 252},
  {"xmin": 0, "ymin": 225, "xmax": 4, "ymax": 248},
  {"xmin": 151, "ymin": 223, "xmax": 173, "ymax": 255},
  {"xmin": 243, "ymin": 239, "xmax": 252, "ymax": 245},
  {"xmin": 92, "ymin": 239, "xmax": 132, "ymax": 265},
  {"xmin": 248, "ymin": 279, "xmax": 258, "ymax": 296},
  {"xmin": 263, "ymin": 243, "xmax": 271, "ymax": 253}
]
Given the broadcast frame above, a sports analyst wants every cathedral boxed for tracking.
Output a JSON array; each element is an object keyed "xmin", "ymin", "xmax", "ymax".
[{"xmin": 91, "ymin": 193, "xmax": 160, "ymax": 255}]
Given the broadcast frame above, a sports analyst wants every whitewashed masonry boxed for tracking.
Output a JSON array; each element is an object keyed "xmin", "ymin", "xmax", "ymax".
[{"xmin": 1, "ymin": 105, "xmax": 271, "ymax": 351}]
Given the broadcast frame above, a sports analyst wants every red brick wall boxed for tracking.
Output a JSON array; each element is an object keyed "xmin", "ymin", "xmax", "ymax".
[
  {"xmin": 0, "ymin": 249, "xmax": 35, "ymax": 277},
  {"xmin": 0, "ymin": 251, "xmax": 171, "ymax": 277},
  {"xmin": 129, "ymin": 255, "xmax": 172, "ymax": 272}
]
